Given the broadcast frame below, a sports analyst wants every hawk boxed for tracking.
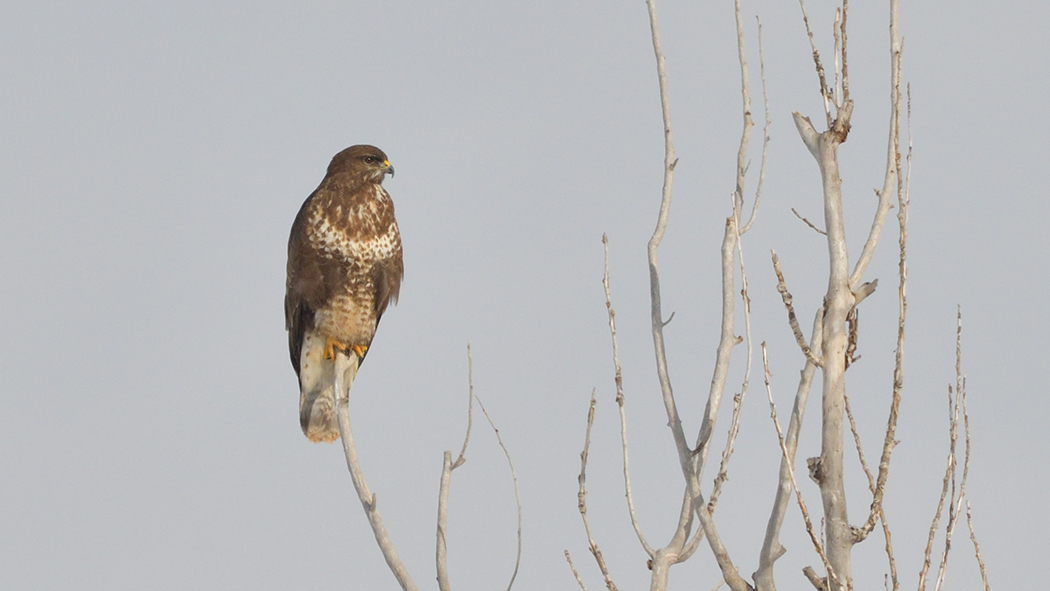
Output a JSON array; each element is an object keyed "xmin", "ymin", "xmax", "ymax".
[{"xmin": 285, "ymin": 145, "xmax": 404, "ymax": 442}]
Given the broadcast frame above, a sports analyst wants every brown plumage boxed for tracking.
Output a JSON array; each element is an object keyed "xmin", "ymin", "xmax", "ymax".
[{"xmin": 285, "ymin": 145, "xmax": 403, "ymax": 442}]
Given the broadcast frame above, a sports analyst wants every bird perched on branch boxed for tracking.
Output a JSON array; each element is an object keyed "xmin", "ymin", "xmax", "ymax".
[{"xmin": 285, "ymin": 145, "xmax": 404, "ymax": 442}]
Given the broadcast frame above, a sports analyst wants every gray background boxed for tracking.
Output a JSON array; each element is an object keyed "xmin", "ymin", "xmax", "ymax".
[{"xmin": 1, "ymin": 1, "xmax": 1045, "ymax": 589}]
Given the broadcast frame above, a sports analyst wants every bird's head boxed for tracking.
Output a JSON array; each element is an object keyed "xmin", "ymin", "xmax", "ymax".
[{"xmin": 327, "ymin": 144, "xmax": 395, "ymax": 184}]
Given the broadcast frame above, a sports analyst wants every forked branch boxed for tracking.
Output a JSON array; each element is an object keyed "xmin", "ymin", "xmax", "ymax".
[
  {"xmin": 761, "ymin": 344, "xmax": 837, "ymax": 589},
  {"xmin": 437, "ymin": 345, "xmax": 477, "ymax": 591}
]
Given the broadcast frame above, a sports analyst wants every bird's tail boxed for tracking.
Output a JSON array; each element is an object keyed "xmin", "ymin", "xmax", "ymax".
[{"xmin": 297, "ymin": 331, "xmax": 359, "ymax": 443}]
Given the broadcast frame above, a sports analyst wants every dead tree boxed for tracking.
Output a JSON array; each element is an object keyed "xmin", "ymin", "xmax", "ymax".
[{"xmin": 568, "ymin": 1, "xmax": 987, "ymax": 590}]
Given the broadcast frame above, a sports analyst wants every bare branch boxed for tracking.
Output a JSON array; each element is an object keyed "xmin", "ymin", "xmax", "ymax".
[
  {"xmin": 436, "ymin": 451, "xmax": 456, "ymax": 591},
  {"xmin": 692, "ymin": 486, "xmax": 755, "ymax": 591},
  {"xmin": 755, "ymin": 310, "xmax": 823, "ymax": 591},
  {"xmin": 437, "ymin": 345, "xmax": 477, "ymax": 591},
  {"xmin": 643, "ymin": 0, "xmax": 692, "ymax": 474},
  {"xmin": 731, "ymin": 0, "xmax": 754, "ymax": 225},
  {"xmin": 803, "ymin": 565, "xmax": 828, "ymax": 591},
  {"xmin": 711, "ymin": 208, "xmax": 755, "ymax": 510},
  {"xmin": 840, "ymin": 0, "xmax": 850, "ymax": 102},
  {"xmin": 575, "ymin": 390, "xmax": 620, "ymax": 591},
  {"xmin": 602, "ymin": 235, "xmax": 654, "ymax": 557},
  {"xmin": 965, "ymin": 502, "xmax": 990, "ymax": 591},
  {"xmin": 853, "ymin": 54, "xmax": 909, "ymax": 591},
  {"xmin": 833, "ymin": 8, "xmax": 842, "ymax": 107},
  {"xmin": 918, "ymin": 389, "xmax": 953, "ymax": 591},
  {"xmin": 771, "ymin": 251, "xmax": 822, "ymax": 367},
  {"xmin": 474, "ymin": 393, "xmax": 522, "ymax": 591},
  {"xmin": 842, "ymin": 392, "xmax": 874, "ymax": 492},
  {"xmin": 709, "ymin": 389, "xmax": 744, "ymax": 511},
  {"xmin": 849, "ymin": 2, "xmax": 902, "ymax": 290},
  {"xmin": 795, "ymin": 0, "xmax": 833, "ymax": 126},
  {"xmin": 565, "ymin": 550, "xmax": 591, "ymax": 591},
  {"xmin": 740, "ymin": 16, "xmax": 771, "ymax": 235},
  {"xmin": 761, "ymin": 343, "xmax": 838, "ymax": 589},
  {"xmin": 640, "ymin": 5, "xmax": 747, "ymax": 589},
  {"xmin": 695, "ymin": 216, "xmax": 742, "ymax": 475},
  {"xmin": 792, "ymin": 208, "xmax": 827, "ymax": 235},
  {"xmin": 792, "ymin": 112, "xmax": 821, "ymax": 158},
  {"xmin": 677, "ymin": 516, "xmax": 707, "ymax": 563},
  {"xmin": 933, "ymin": 317, "xmax": 971, "ymax": 591},
  {"xmin": 920, "ymin": 309, "xmax": 965, "ymax": 591},
  {"xmin": 792, "ymin": 17, "xmax": 857, "ymax": 579},
  {"xmin": 457, "ymin": 345, "xmax": 476, "ymax": 465},
  {"xmin": 842, "ymin": 382, "xmax": 900, "ymax": 587},
  {"xmin": 332, "ymin": 352, "xmax": 419, "ymax": 591}
]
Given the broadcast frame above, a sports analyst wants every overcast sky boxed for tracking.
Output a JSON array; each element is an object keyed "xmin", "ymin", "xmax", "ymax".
[{"xmin": 1, "ymin": 1, "xmax": 1046, "ymax": 589}]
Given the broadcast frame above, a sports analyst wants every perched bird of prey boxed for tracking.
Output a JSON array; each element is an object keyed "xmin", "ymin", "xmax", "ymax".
[{"xmin": 285, "ymin": 145, "xmax": 404, "ymax": 442}]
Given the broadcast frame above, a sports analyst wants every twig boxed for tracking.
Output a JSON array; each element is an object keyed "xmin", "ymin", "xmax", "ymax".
[
  {"xmin": 848, "ymin": 2, "xmax": 902, "ymax": 291},
  {"xmin": 458, "ymin": 345, "xmax": 476, "ymax": 465},
  {"xmin": 842, "ymin": 392, "xmax": 874, "ymax": 491},
  {"xmin": 833, "ymin": 8, "xmax": 842, "ymax": 107},
  {"xmin": 731, "ymin": 0, "xmax": 754, "ymax": 226},
  {"xmin": 792, "ymin": 208, "xmax": 827, "ymax": 235},
  {"xmin": 933, "ymin": 317, "xmax": 971, "ymax": 591},
  {"xmin": 761, "ymin": 343, "xmax": 838, "ymax": 588},
  {"xmin": 437, "ymin": 345, "xmax": 477, "ymax": 591},
  {"xmin": 803, "ymin": 565, "xmax": 828, "ymax": 591},
  {"xmin": 771, "ymin": 251, "xmax": 822, "ymax": 367},
  {"xmin": 844, "ymin": 308, "xmax": 859, "ymax": 369},
  {"xmin": 755, "ymin": 309, "xmax": 823, "ymax": 591},
  {"xmin": 917, "ymin": 386, "xmax": 954, "ymax": 591},
  {"xmin": 710, "ymin": 389, "xmax": 744, "ymax": 512},
  {"xmin": 854, "ymin": 61, "xmax": 911, "ymax": 591},
  {"xmin": 474, "ymin": 393, "xmax": 522, "ymax": 591},
  {"xmin": 840, "ymin": 0, "xmax": 850, "ymax": 102},
  {"xmin": 965, "ymin": 502, "xmax": 989, "ymax": 591},
  {"xmin": 920, "ymin": 309, "xmax": 965, "ymax": 591},
  {"xmin": 694, "ymin": 216, "xmax": 742, "ymax": 483},
  {"xmin": 796, "ymin": 0, "xmax": 832, "ymax": 126},
  {"xmin": 691, "ymin": 489, "xmax": 755, "ymax": 591},
  {"xmin": 602, "ymin": 235, "xmax": 654, "ymax": 557},
  {"xmin": 332, "ymin": 351, "xmax": 419, "ymax": 591},
  {"xmin": 565, "ymin": 550, "xmax": 591, "ymax": 591},
  {"xmin": 740, "ymin": 16, "xmax": 771, "ymax": 235},
  {"xmin": 842, "ymin": 383, "xmax": 899, "ymax": 588},
  {"xmin": 711, "ymin": 200, "xmax": 755, "ymax": 510},
  {"xmin": 576, "ymin": 390, "xmax": 620, "ymax": 591}
]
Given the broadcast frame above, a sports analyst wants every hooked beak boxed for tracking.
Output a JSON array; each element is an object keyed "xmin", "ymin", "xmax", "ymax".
[{"xmin": 383, "ymin": 160, "xmax": 395, "ymax": 178}]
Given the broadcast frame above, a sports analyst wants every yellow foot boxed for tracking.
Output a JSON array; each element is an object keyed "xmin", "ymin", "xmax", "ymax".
[
  {"xmin": 323, "ymin": 337, "xmax": 347, "ymax": 360},
  {"xmin": 322, "ymin": 337, "xmax": 368, "ymax": 360}
]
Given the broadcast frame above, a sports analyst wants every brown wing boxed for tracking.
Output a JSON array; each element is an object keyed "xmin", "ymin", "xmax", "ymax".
[
  {"xmin": 284, "ymin": 188, "xmax": 341, "ymax": 376},
  {"xmin": 361, "ymin": 247, "xmax": 403, "ymax": 364}
]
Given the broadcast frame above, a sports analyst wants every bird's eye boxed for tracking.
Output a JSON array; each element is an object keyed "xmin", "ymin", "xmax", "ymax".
[{"xmin": 364, "ymin": 156, "xmax": 375, "ymax": 163}]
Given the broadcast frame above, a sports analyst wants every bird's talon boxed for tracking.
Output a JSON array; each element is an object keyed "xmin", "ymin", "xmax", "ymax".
[
  {"xmin": 352, "ymin": 344, "xmax": 368, "ymax": 358},
  {"xmin": 323, "ymin": 337, "xmax": 348, "ymax": 360}
]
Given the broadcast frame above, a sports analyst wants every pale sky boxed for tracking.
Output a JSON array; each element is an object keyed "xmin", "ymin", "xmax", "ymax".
[{"xmin": 1, "ymin": 1, "xmax": 1046, "ymax": 590}]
